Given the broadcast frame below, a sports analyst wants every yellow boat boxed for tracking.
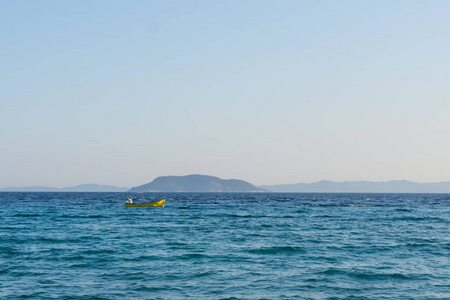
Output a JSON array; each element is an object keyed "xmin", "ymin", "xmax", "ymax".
[{"xmin": 125, "ymin": 199, "xmax": 165, "ymax": 207}]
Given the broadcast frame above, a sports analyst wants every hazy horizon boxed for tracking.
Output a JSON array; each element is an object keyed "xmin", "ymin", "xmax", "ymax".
[
  {"xmin": 3, "ymin": 176, "xmax": 450, "ymax": 190},
  {"xmin": 1, "ymin": 1, "xmax": 449, "ymax": 188}
]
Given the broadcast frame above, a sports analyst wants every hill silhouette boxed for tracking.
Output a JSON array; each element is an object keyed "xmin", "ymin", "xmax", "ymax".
[
  {"xmin": 0, "ymin": 184, "xmax": 129, "ymax": 192},
  {"xmin": 129, "ymin": 175, "xmax": 266, "ymax": 192},
  {"xmin": 259, "ymin": 180, "xmax": 450, "ymax": 193}
]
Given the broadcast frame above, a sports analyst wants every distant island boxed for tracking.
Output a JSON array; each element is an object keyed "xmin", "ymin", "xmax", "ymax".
[
  {"xmin": 3, "ymin": 177, "xmax": 450, "ymax": 193},
  {"xmin": 259, "ymin": 180, "xmax": 450, "ymax": 193},
  {"xmin": 129, "ymin": 175, "xmax": 267, "ymax": 193}
]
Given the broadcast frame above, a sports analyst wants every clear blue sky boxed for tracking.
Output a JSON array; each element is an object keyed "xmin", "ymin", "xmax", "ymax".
[{"xmin": 1, "ymin": 0, "xmax": 449, "ymax": 188}]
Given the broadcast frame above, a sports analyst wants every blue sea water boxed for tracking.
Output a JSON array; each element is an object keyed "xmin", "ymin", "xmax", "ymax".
[{"xmin": 0, "ymin": 193, "xmax": 449, "ymax": 299}]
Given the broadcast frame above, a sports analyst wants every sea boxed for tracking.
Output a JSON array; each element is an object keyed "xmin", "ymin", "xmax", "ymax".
[{"xmin": 0, "ymin": 192, "xmax": 449, "ymax": 299}]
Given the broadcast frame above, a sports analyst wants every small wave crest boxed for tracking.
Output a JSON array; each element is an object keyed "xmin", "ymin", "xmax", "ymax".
[{"xmin": 247, "ymin": 246, "xmax": 305, "ymax": 255}]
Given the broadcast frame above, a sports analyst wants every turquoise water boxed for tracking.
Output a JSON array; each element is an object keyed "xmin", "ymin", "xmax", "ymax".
[{"xmin": 1, "ymin": 192, "xmax": 449, "ymax": 299}]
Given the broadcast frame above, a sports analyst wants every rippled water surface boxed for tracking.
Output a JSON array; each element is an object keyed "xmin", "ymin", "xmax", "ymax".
[{"xmin": 1, "ymin": 192, "xmax": 449, "ymax": 299}]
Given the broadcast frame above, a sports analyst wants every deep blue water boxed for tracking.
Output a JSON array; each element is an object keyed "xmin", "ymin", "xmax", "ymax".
[{"xmin": 0, "ymin": 192, "xmax": 449, "ymax": 299}]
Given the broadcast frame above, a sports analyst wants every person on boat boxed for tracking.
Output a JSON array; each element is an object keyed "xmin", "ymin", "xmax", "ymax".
[{"xmin": 128, "ymin": 196, "xmax": 133, "ymax": 204}]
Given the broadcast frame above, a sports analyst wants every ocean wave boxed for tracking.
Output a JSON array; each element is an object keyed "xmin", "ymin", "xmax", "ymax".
[
  {"xmin": 247, "ymin": 246, "xmax": 306, "ymax": 255},
  {"xmin": 1, "ymin": 192, "xmax": 449, "ymax": 299},
  {"xmin": 12, "ymin": 213, "xmax": 42, "ymax": 217}
]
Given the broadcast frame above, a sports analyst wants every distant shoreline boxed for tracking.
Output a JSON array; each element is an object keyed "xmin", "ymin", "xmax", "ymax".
[
  {"xmin": 2, "ymin": 177, "xmax": 450, "ymax": 193},
  {"xmin": 2, "ymin": 191, "xmax": 450, "ymax": 194}
]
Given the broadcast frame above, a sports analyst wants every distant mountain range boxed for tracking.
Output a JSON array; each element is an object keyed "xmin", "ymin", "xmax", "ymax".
[
  {"xmin": 0, "ymin": 184, "xmax": 129, "ymax": 192},
  {"xmin": 2, "ymin": 178, "xmax": 450, "ymax": 193},
  {"xmin": 259, "ymin": 180, "xmax": 450, "ymax": 193},
  {"xmin": 129, "ymin": 175, "xmax": 267, "ymax": 192}
]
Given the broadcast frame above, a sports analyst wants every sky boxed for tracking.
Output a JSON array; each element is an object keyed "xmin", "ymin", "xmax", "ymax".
[{"xmin": 1, "ymin": 0, "xmax": 450, "ymax": 188}]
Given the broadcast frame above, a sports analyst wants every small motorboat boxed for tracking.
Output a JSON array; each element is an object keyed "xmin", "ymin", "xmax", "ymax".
[{"xmin": 125, "ymin": 199, "xmax": 165, "ymax": 207}]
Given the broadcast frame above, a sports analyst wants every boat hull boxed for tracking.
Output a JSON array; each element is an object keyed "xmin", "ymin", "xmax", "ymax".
[{"xmin": 125, "ymin": 199, "xmax": 165, "ymax": 207}]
